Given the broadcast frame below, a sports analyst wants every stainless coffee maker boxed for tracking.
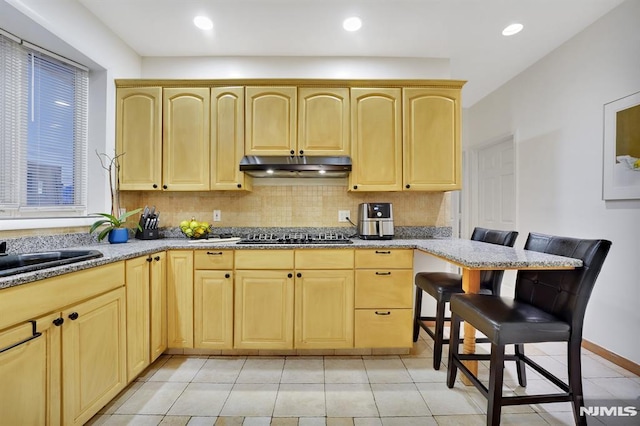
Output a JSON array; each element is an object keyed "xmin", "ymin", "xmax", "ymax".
[{"xmin": 357, "ymin": 203, "xmax": 394, "ymax": 240}]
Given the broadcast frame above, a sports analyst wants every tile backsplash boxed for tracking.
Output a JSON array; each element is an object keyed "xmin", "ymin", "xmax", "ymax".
[{"xmin": 120, "ymin": 184, "xmax": 451, "ymax": 228}]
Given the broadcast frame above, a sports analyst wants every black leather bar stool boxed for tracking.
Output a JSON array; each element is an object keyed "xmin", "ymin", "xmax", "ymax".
[
  {"xmin": 446, "ymin": 233, "xmax": 611, "ymax": 426},
  {"xmin": 413, "ymin": 227, "xmax": 518, "ymax": 369}
]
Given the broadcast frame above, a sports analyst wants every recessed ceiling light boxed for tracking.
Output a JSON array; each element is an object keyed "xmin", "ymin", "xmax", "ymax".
[
  {"xmin": 343, "ymin": 17, "xmax": 362, "ymax": 32},
  {"xmin": 502, "ymin": 23, "xmax": 523, "ymax": 36},
  {"xmin": 193, "ymin": 16, "xmax": 213, "ymax": 31}
]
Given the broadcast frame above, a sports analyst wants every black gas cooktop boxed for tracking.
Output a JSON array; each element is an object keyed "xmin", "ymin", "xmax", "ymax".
[{"xmin": 237, "ymin": 232, "xmax": 353, "ymax": 245}]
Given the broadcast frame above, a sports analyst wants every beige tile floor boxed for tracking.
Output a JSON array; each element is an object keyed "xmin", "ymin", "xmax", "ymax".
[{"xmin": 88, "ymin": 330, "xmax": 640, "ymax": 426}]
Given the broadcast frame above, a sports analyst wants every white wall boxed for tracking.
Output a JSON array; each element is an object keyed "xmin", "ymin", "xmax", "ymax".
[
  {"xmin": 142, "ymin": 56, "xmax": 450, "ymax": 80},
  {"xmin": 464, "ymin": 0, "xmax": 640, "ymax": 363}
]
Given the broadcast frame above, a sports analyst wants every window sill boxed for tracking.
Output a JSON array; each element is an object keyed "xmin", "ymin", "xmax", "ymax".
[{"xmin": 0, "ymin": 217, "xmax": 95, "ymax": 231}]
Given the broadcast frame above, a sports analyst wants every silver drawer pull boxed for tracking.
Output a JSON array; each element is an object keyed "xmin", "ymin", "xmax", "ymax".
[
  {"xmin": 375, "ymin": 272, "xmax": 391, "ymax": 275},
  {"xmin": 375, "ymin": 250, "xmax": 391, "ymax": 254},
  {"xmin": 375, "ymin": 311, "xmax": 391, "ymax": 316},
  {"xmin": 0, "ymin": 320, "xmax": 42, "ymax": 354}
]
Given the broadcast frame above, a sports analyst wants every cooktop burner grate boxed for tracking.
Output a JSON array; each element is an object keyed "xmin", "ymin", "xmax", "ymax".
[{"xmin": 238, "ymin": 232, "xmax": 353, "ymax": 245}]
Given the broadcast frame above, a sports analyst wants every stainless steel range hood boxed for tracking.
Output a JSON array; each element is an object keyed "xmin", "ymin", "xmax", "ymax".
[{"xmin": 239, "ymin": 155, "xmax": 352, "ymax": 178}]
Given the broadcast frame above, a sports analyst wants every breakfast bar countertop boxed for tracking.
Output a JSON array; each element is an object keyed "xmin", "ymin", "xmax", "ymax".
[{"xmin": 0, "ymin": 237, "xmax": 582, "ymax": 290}]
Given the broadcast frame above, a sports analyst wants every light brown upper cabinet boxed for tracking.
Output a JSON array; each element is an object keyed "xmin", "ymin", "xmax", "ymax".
[
  {"xmin": 349, "ymin": 88, "xmax": 403, "ymax": 191},
  {"xmin": 297, "ymin": 88, "xmax": 350, "ymax": 156},
  {"xmin": 403, "ymin": 87, "xmax": 462, "ymax": 191},
  {"xmin": 116, "ymin": 87, "xmax": 163, "ymax": 190},
  {"xmin": 210, "ymin": 87, "xmax": 252, "ymax": 191},
  {"xmin": 163, "ymin": 88, "xmax": 210, "ymax": 191},
  {"xmin": 117, "ymin": 87, "xmax": 211, "ymax": 191},
  {"xmin": 245, "ymin": 87, "xmax": 297, "ymax": 155}
]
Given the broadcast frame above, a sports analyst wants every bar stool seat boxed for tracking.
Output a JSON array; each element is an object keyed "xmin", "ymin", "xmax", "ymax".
[{"xmin": 413, "ymin": 227, "xmax": 518, "ymax": 370}]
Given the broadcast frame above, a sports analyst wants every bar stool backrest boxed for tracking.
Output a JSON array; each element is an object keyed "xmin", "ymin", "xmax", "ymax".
[
  {"xmin": 472, "ymin": 227, "xmax": 519, "ymax": 295},
  {"xmin": 516, "ymin": 233, "xmax": 612, "ymax": 335}
]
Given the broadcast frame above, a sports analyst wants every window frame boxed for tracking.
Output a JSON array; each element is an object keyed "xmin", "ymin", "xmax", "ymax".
[{"xmin": 0, "ymin": 30, "xmax": 89, "ymax": 219}]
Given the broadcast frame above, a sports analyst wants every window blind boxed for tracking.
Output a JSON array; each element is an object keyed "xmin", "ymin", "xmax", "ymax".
[{"xmin": 0, "ymin": 31, "xmax": 88, "ymax": 216}]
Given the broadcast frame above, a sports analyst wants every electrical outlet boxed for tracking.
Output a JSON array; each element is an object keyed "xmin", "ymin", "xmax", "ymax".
[
  {"xmin": 213, "ymin": 210, "xmax": 221, "ymax": 222},
  {"xmin": 338, "ymin": 210, "xmax": 350, "ymax": 223}
]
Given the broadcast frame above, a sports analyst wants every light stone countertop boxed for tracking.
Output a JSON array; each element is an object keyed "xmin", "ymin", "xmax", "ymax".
[{"xmin": 0, "ymin": 237, "xmax": 582, "ymax": 290}]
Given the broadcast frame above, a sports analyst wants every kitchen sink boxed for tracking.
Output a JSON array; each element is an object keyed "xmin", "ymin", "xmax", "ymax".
[{"xmin": 0, "ymin": 250, "xmax": 103, "ymax": 278}]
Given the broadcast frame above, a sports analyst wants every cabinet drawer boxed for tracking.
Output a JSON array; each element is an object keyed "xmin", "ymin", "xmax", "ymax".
[
  {"xmin": 295, "ymin": 249, "xmax": 354, "ymax": 269},
  {"xmin": 354, "ymin": 309, "xmax": 413, "ymax": 348},
  {"xmin": 355, "ymin": 249, "xmax": 413, "ymax": 269},
  {"xmin": 355, "ymin": 269, "xmax": 413, "ymax": 308},
  {"xmin": 235, "ymin": 250, "xmax": 294, "ymax": 269},
  {"xmin": 194, "ymin": 250, "xmax": 234, "ymax": 270},
  {"xmin": 0, "ymin": 262, "xmax": 125, "ymax": 332}
]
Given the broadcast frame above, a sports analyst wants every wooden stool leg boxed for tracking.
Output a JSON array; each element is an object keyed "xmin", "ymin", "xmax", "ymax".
[
  {"xmin": 487, "ymin": 343, "xmax": 505, "ymax": 426},
  {"xmin": 461, "ymin": 269, "xmax": 481, "ymax": 385}
]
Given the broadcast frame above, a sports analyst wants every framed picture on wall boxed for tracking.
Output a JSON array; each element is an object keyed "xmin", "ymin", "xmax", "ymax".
[{"xmin": 602, "ymin": 90, "xmax": 640, "ymax": 200}]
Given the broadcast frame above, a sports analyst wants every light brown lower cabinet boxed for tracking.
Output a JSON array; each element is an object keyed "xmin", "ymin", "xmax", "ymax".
[
  {"xmin": 294, "ymin": 249, "xmax": 355, "ymax": 349},
  {"xmin": 0, "ymin": 263, "xmax": 126, "ymax": 426},
  {"xmin": 194, "ymin": 269, "xmax": 234, "ymax": 349},
  {"xmin": 0, "ymin": 311, "xmax": 61, "ymax": 426},
  {"xmin": 62, "ymin": 287, "xmax": 127, "ymax": 425},
  {"xmin": 149, "ymin": 252, "xmax": 167, "ymax": 361},
  {"xmin": 234, "ymin": 269, "xmax": 295, "ymax": 349},
  {"xmin": 354, "ymin": 249, "xmax": 414, "ymax": 348},
  {"xmin": 294, "ymin": 269, "xmax": 354, "ymax": 349},
  {"xmin": 167, "ymin": 250, "xmax": 194, "ymax": 348},
  {"xmin": 125, "ymin": 252, "xmax": 166, "ymax": 382},
  {"xmin": 354, "ymin": 309, "xmax": 413, "ymax": 348}
]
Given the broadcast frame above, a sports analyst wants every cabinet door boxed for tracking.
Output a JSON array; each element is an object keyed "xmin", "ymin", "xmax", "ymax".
[
  {"xmin": 349, "ymin": 88, "xmax": 403, "ymax": 191},
  {"xmin": 298, "ymin": 88, "xmax": 350, "ymax": 156},
  {"xmin": 194, "ymin": 270, "xmax": 234, "ymax": 349},
  {"xmin": 211, "ymin": 87, "xmax": 252, "ymax": 191},
  {"xmin": 125, "ymin": 256, "xmax": 150, "ymax": 382},
  {"xmin": 163, "ymin": 88, "xmax": 210, "ymax": 191},
  {"xmin": 62, "ymin": 287, "xmax": 126, "ymax": 426},
  {"xmin": 245, "ymin": 87, "xmax": 297, "ymax": 155},
  {"xmin": 234, "ymin": 270, "xmax": 294, "ymax": 349},
  {"xmin": 403, "ymin": 88, "xmax": 461, "ymax": 191},
  {"xmin": 150, "ymin": 252, "xmax": 167, "ymax": 361},
  {"xmin": 116, "ymin": 87, "xmax": 163, "ymax": 191},
  {"xmin": 167, "ymin": 250, "xmax": 194, "ymax": 348},
  {"xmin": 0, "ymin": 312, "xmax": 61, "ymax": 426},
  {"xmin": 294, "ymin": 270, "xmax": 354, "ymax": 349}
]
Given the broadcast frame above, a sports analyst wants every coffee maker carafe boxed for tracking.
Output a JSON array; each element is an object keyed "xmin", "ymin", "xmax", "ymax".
[{"xmin": 357, "ymin": 203, "xmax": 394, "ymax": 240}]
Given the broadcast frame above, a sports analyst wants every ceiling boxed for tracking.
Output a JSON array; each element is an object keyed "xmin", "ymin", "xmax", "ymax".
[{"xmin": 22, "ymin": 1, "xmax": 633, "ymax": 106}]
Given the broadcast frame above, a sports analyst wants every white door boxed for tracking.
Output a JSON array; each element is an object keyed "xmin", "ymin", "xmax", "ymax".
[
  {"xmin": 475, "ymin": 136, "xmax": 516, "ymax": 232},
  {"xmin": 467, "ymin": 136, "xmax": 517, "ymax": 294}
]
